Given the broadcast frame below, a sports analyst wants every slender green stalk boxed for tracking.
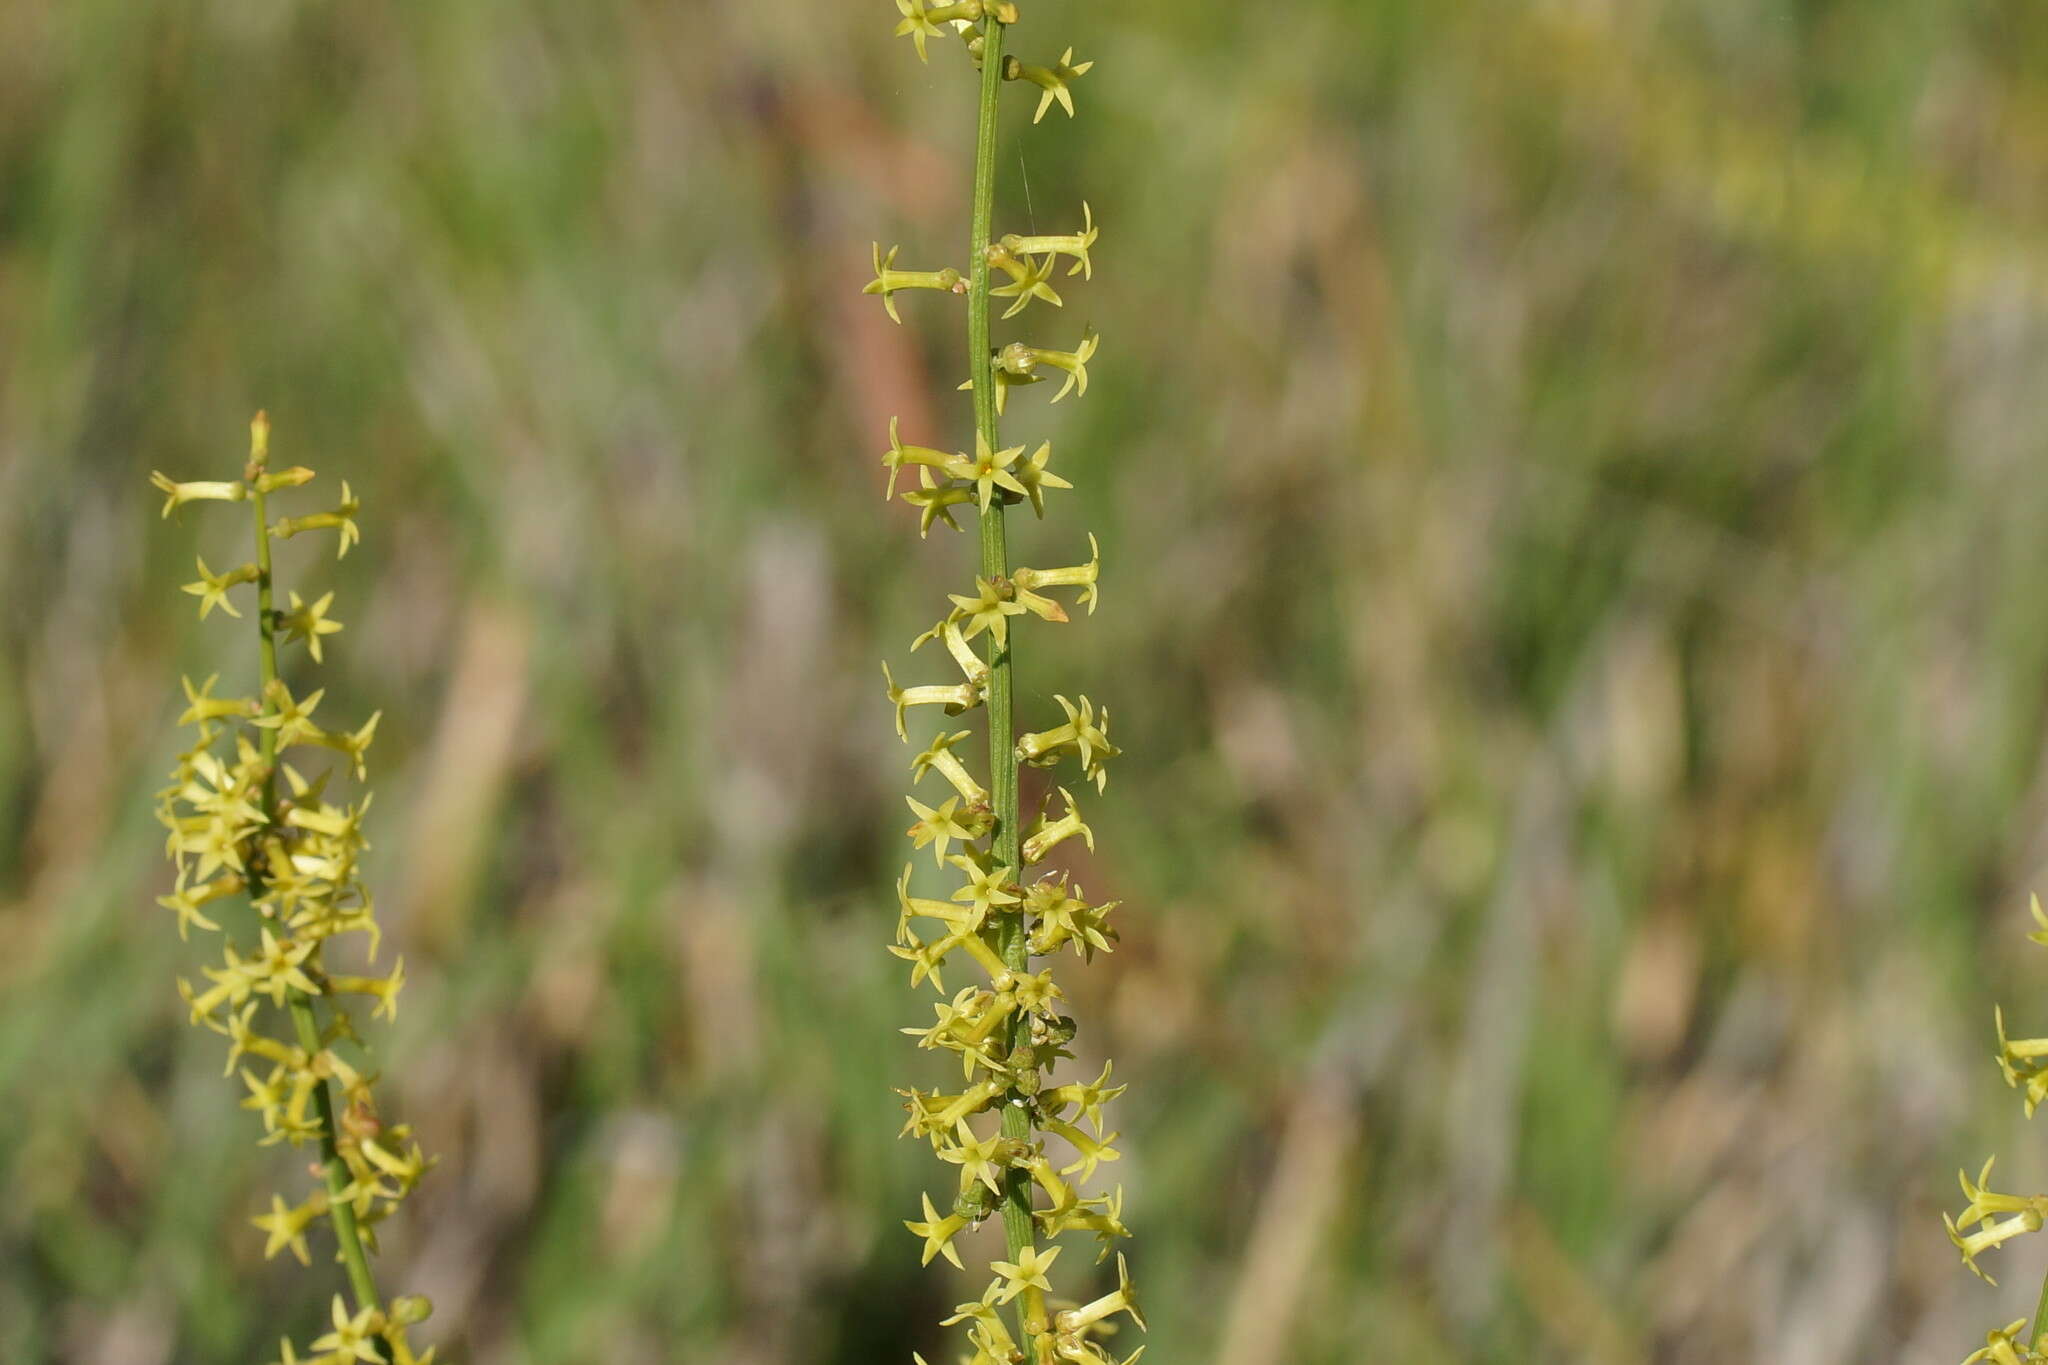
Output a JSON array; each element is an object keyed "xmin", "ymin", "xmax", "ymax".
[
  {"xmin": 249, "ymin": 478, "xmax": 386, "ymax": 1331},
  {"xmin": 965, "ymin": 10, "xmax": 1037, "ymax": 1311}
]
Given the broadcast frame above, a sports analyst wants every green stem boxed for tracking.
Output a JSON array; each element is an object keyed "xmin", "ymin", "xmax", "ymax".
[
  {"xmin": 966, "ymin": 10, "xmax": 1037, "ymax": 1343},
  {"xmin": 248, "ymin": 469, "xmax": 385, "ymax": 1335},
  {"xmin": 2031, "ymin": 1265, "xmax": 2048, "ymax": 1351}
]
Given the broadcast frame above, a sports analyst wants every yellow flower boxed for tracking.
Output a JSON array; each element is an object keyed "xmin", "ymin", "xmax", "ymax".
[
  {"xmin": 863, "ymin": 243, "xmax": 964, "ymax": 324},
  {"xmin": 1005, "ymin": 46, "xmax": 1095, "ymax": 123},
  {"xmin": 180, "ymin": 556, "xmax": 260, "ymax": 619},
  {"xmin": 1001, "ymin": 203, "xmax": 1099, "ymax": 280},
  {"xmin": 957, "ymin": 432, "xmax": 1030, "ymax": 513},
  {"xmin": 280, "ymin": 590, "xmax": 345, "ymax": 662},
  {"xmin": 149, "ymin": 471, "xmax": 246, "ymax": 517},
  {"xmin": 904, "ymin": 1192, "xmax": 969, "ymax": 1269},
  {"xmin": 1963, "ymin": 1319, "xmax": 2032, "ymax": 1365},
  {"xmin": 882, "ymin": 661, "xmax": 983, "ymax": 741},
  {"xmin": 1057, "ymin": 1251, "xmax": 1145, "ymax": 1334},
  {"xmin": 946, "ymin": 577, "xmax": 1028, "ymax": 647},
  {"xmin": 251, "ymin": 1192, "xmax": 320, "ymax": 1266},
  {"xmin": 1022, "ymin": 786, "xmax": 1093, "ymax": 865},
  {"xmin": 907, "ymin": 795, "xmax": 983, "ymax": 868},
  {"xmin": 939, "ymin": 1119, "xmax": 1010, "ymax": 1199},
  {"xmin": 272, "ymin": 481, "xmax": 361, "ymax": 558},
  {"xmin": 309, "ymin": 1295, "xmax": 384, "ymax": 1363},
  {"xmin": 989, "ymin": 1243, "xmax": 1060, "ymax": 1303},
  {"xmin": 987, "ymin": 242, "xmax": 1063, "ymax": 320},
  {"xmin": 176, "ymin": 673, "xmax": 255, "ymax": 728}
]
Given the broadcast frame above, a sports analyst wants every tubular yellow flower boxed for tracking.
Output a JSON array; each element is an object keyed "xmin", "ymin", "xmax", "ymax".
[
  {"xmin": 871, "ymin": 2, "xmax": 1143, "ymax": 1357},
  {"xmin": 1003, "ymin": 46, "xmax": 1093, "ymax": 123},
  {"xmin": 864, "ymin": 243, "xmax": 966, "ymax": 323},
  {"xmin": 1966, "ymin": 1319, "xmax": 2038, "ymax": 1365},
  {"xmin": 911, "ymin": 729, "xmax": 992, "ymax": 807},
  {"xmin": 150, "ymin": 470, "xmax": 247, "ymax": 517},
  {"xmin": 1002, "ymin": 203, "xmax": 1097, "ymax": 279},
  {"xmin": 151, "ymin": 413, "xmax": 437, "ymax": 1365}
]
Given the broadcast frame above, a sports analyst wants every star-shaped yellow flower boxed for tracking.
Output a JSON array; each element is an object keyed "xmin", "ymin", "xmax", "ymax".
[{"xmin": 989, "ymin": 1242, "xmax": 1061, "ymax": 1303}]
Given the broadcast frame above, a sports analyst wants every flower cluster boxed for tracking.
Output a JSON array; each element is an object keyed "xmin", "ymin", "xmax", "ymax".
[
  {"xmin": 873, "ymin": 5, "xmax": 1143, "ymax": 1363},
  {"xmin": 152, "ymin": 414, "xmax": 436, "ymax": 1365},
  {"xmin": 1943, "ymin": 897, "xmax": 2048, "ymax": 1362}
]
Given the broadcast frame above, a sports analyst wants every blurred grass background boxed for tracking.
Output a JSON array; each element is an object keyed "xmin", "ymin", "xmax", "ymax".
[{"xmin": 6, "ymin": 0, "xmax": 2048, "ymax": 1360}]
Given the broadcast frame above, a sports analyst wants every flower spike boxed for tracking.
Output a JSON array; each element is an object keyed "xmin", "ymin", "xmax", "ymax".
[
  {"xmin": 874, "ymin": 7, "xmax": 1140, "ymax": 1355},
  {"xmin": 150, "ymin": 414, "xmax": 435, "ymax": 1362}
]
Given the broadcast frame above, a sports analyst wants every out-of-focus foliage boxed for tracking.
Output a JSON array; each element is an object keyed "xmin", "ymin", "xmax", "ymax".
[{"xmin": 6, "ymin": 0, "xmax": 2048, "ymax": 1361}]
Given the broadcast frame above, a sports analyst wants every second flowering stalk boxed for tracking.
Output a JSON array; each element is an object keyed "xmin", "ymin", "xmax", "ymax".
[{"xmin": 153, "ymin": 414, "xmax": 435, "ymax": 1365}]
